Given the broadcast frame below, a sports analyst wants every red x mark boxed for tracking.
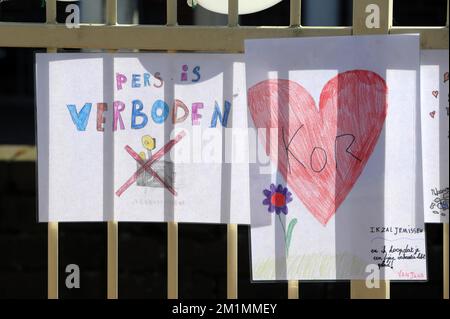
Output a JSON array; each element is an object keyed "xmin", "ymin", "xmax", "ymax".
[
  {"xmin": 125, "ymin": 146, "xmax": 177, "ymax": 196},
  {"xmin": 115, "ymin": 131, "xmax": 186, "ymax": 197}
]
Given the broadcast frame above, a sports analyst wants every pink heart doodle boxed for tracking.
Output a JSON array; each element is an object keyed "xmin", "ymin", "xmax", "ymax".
[
  {"xmin": 248, "ymin": 70, "xmax": 388, "ymax": 225},
  {"xmin": 429, "ymin": 111, "xmax": 436, "ymax": 119},
  {"xmin": 432, "ymin": 91, "xmax": 439, "ymax": 98}
]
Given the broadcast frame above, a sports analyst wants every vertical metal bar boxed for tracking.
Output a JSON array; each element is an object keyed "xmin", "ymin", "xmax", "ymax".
[
  {"xmin": 353, "ymin": 0, "xmax": 392, "ymax": 35},
  {"xmin": 351, "ymin": 0, "xmax": 392, "ymax": 298},
  {"xmin": 226, "ymin": 0, "xmax": 239, "ymax": 300},
  {"xmin": 446, "ymin": 0, "xmax": 449, "ymax": 27},
  {"xmin": 227, "ymin": 224, "xmax": 238, "ymax": 299},
  {"xmin": 228, "ymin": 0, "xmax": 239, "ymax": 27},
  {"xmin": 444, "ymin": 223, "xmax": 449, "ymax": 299},
  {"xmin": 46, "ymin": 0, "xmax": 58, "ymax": 300},
  {"xmin": 167, "ymin": 0, "xmax": 177, "ymax": 26},
  {"xmin": 166, "ymin": 0, "xmax": 179, "ymax": 300},
  {"xmin": 351, "ymin": 280, "xmax": 390, "ymax": 299},
  {"xmin": 47, "ymin": 222, "xmax": 58, "ymax": 299},
  {"xmin": 290, "ymin": 0, "xmax": 301, "ymax": 27},
  {"xmin": 106, "ymin": 0, "xmax": 118, "ymax": 300},
  {"xmin": 288, "ymin": 0, "xmax": 301, "ymax": 300},
  {"xmin": 107, "ymin": 221, "xmax": 118, "ymax": 299},
  {"xmin": 46, "ymin": 0, "xmax": 57, "ymax": 25},
  {"xmin": 168, "ymin": 222, "xmax": 178, "ymax": 299},
  {"xmin": 288, "ymin": 280, "xmax": 299, "ymax": 299},
  {"xmin": 106, "ymin": 0, "xmax": 118, "ymax": 26},
  {"xmin": 387, "ymin": 0, "xmax": 393, "ymax": 30}
]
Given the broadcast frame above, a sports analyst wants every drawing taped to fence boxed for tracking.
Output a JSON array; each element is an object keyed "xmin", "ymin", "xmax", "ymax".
[
  {"xmin": 35, "ymin": 53, "xmax": 250, "ymax": 224},
  {"xmin": 246, "ymin": 35, "xmax": 427, "ymax": 280},
  {"xmin": 420, "ymin": 50, "xmax": 449, "ymax": 224}
]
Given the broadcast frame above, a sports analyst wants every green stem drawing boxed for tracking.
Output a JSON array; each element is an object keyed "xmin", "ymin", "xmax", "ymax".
[
  {"xmin": 277, "ymin": 215, "xmax": 297, "ymax": 257},
  {"xmin": 286, "ymin": 218, "xmax": 298, "ymax": 256}
]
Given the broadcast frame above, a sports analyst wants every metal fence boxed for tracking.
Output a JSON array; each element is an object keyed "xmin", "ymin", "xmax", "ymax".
[{"xmin": 0, "ymin": 0, "xmax": 448, "ymax": 299}]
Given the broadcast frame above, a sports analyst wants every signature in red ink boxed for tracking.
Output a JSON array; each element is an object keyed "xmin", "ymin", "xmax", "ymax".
[{"xmin": 397, "ymin": 270, "xmax": 425, "ymax": 279}]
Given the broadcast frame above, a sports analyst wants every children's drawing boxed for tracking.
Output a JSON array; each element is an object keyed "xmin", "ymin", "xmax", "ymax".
[
  {"xmin": 263, "ymin": 183, "xmax": 297, "ymax": 256},
  {"xmin": 246, "ymin": 35, "xmax": 426, "ymax": 281},
  {"xmin": 430, "ymin": 187, "xmax": 449, "ymax": 216},
  {"xmin": 420, "ymin": 50, "xmax": 449, "ymax": 223},
  {"xmin": 248, "ymin": 70, "xmax": 388, "ymax": 226},
  {"xmin": 116, "ymin": 131, "xmax": 186, "ymax": 197},
  {"xmin": 136, "ymin": 135, "xmax": 175, "ymax": 190},
  {"xmin": 36, "ymin": 53, "xmax": 250, "ymax": 224}
]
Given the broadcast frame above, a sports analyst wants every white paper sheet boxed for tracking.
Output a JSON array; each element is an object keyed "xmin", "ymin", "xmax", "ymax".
[
  {"xmin": 36, "ymin": 53, "xmax": 250, "ymax": 224},
  {"xmin": 246, "ymin": 35, "xmax": 427, "ymax": 280},
  {"xmin": 420, "ymin": 50, "xmax": 449, "ymax": 224}
]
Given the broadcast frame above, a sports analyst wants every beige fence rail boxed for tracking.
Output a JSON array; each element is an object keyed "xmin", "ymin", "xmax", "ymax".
[{"xmin": 0, "ymin": 0, "xmax": 448, "ymax": 299}]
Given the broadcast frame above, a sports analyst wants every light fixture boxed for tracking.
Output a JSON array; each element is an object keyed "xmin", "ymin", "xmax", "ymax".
[{"xmin": 188, "ymin": 0, "xmax": 282, "ymax": 15}]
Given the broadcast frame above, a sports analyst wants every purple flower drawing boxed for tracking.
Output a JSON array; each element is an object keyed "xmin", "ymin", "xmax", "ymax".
[
  {"xmin": 263, "ymin": 184, "xmax": 293, "ymax": 215},
  {"xmin": 262, "ymin": 183, "xmax": 297, "ymax": 257}
]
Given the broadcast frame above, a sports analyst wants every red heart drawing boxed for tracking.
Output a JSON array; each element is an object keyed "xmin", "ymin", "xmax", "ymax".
[
  {"xmin": 432, "ymin": 91, "xmax": 439, "ymax": 98},
  {"xmin": 248, "ymin": 70, "xmax": 388, "ymax": 225},
  {"xmin": 430, "ymin": 111, "xmax": 436, "ymax": 118}
]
